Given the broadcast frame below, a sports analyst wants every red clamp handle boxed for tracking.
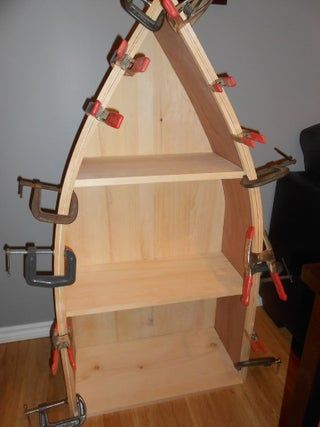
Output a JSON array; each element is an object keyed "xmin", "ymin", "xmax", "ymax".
[
  {"xmin": 213, "ymin": 76, "xmax": 237, "ymax": 93},
  {"xmin": 241, "ymin": 274, "xmax": 253, "ymax": 307},
  {"xmin": 117, "ymin": 39, "xmax": 128, "ymax": 61},
  {"xmin": 271, "ymin": 272, "xmax": 288, "ymax": 301},
  {"xmin": 161, "ymin": 0, "xmax": 180, "ymax": 20},
  {"xmin": 246, "ymin": 225, "xmax": 255, "ymax": 241},
  {"xmin": 241, "ymin": 130, "xmax": 266, "ymax": 148},
  {"xmin": 90, "ymin": 100, "xmax": 102, "ymax": 117},
  {"xmin": 251, "ymin": 335, "xmax": 268, "ymax": 353},
  {"xmin": 51, "ymin": 349, "xmax": 60, "ymax": 376},
  {"xmin": 105, "ymin": 112, "xmax": 124, "ymax": 129},
  {"xmin": 130, "ymin": 56, "xmax": 151, "ymax": 74},
  {"xmin": 67, "ymin": 347, "xmax": 77, "ymax": 372}
]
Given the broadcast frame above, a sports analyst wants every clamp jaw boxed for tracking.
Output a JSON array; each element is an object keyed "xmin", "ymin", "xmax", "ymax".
[
  {"xmin": 211, "ymin": 74, "xmax": 237, "ymax": 93},
  {"xmin": 234, "ymin": 127, "xmax": 266, "ymax": 148},
  {"xmin": 51, "ymin": 320, "xmax": 76, "ymax": 376},
  {"xmin": 110, "ymin": 39, "xmax": 151, "ymax": 76},
  {"xmin": 85, "ymin": 100, "xmax": 124, "ymax": 129},
  {"xmin": 241, "ymin": 227, "xmax": 287, "ymax": 307}
]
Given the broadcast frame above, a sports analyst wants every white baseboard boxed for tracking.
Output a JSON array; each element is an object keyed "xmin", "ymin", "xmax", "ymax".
[{"xmin": 0, "ymin": 321, "xmax": 53, "ymax": 344}]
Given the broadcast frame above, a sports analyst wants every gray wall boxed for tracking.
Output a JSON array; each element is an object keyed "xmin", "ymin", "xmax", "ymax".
[{"xmin": 0, "ymin": 0, "xmax": 319, "ymax": 327}]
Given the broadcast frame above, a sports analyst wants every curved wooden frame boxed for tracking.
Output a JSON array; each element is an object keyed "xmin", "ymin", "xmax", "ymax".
[{"xmin": 53, "ymin": 1, "xmax": 263, "ymax": 415}]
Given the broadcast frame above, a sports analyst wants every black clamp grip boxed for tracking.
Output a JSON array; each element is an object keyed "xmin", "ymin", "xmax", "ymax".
[
  {"xmin": 121, "ymin": 0, "xmax": 165, "ymax": 32},
  {"xmin": 25, "ymin": 245, "xmax": 76, "ymax": 288}
]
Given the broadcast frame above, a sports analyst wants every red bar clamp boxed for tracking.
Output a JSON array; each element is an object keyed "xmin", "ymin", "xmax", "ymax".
[
  {"xmin": 241, "ymin": 226, "xmax": 288, "ymax": 307},
  {"xmin": 85, "ymin": 100, "xmax": 124, "ymax": 129},
  {"xmin": 234, "ymin": 128, "xmax": 266, "ymax": 148},
  {"xmin": 111, "ymin": 39, "xmax": 150, "ymax": 76},
  {"xmin": 212, "ymin": 74, "xmax": 237, "ymax": 93},
  {"xmin": 51, "ymin": 321, "xmax": 76, "ymax": 376},
  {"xmin": 250, "ymin": 332, "xmax": 267, "ymax": 354}
]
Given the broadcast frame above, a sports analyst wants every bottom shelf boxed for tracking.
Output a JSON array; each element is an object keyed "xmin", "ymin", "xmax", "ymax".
[{"xmin": 76, "ymin": 327, "xmax": 242, "ymax": 416}]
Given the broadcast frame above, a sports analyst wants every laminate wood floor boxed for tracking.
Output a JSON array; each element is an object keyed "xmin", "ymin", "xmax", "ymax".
[{"xmin": 0, "ymin": 308, "xmax": 291, "ymax": 427}]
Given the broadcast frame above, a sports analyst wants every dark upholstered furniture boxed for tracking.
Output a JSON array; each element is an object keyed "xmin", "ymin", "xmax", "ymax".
[{"xmin": 260, "ymin": 124, "xmax": 320, "ymax": 356}]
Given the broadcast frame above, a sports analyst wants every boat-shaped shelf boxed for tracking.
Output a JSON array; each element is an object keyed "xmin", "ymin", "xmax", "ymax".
[{"xmin": 54, "ymin": 1, "xmax": 263, "ymax": 417}]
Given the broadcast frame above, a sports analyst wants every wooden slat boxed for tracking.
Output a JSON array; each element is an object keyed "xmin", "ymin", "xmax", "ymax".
[
  {"xmin": 75, "ymin": 328, "xmax": 242, "ymax": 416},
  {"xmin": 64, "ymin": 253, "xmax": 242, "ymax": 317},
  {"xmin": 75, "ymin": 153, "xmax": 243, "ymax": 187}
]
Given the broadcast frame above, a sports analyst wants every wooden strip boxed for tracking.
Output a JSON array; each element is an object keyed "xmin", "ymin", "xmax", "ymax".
[
  {"xmin": 75, "ymin": 153, "xmax": 243, "ymax": 187},
  {"xmin": 75, "ymin": 328, "xmax": 242, "ymax": 416},
  {"xmin": 64, "ymin": 253, "xmax": 242, "ymax": 317}
]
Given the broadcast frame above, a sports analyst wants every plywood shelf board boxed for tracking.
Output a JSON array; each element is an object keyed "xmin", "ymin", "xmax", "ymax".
[
  {"xmin": 75, "ymin": 327, "xmax": 242, "ymax": 416},
  {"xmin": 64, "ymin": 253, "xmax": 242, "ymax": 317},
  {"xmin": 75, "ymin": 153, "xmax": 243, "ymax": 187}
]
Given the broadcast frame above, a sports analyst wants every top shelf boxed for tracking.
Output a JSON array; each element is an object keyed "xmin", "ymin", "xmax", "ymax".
[{"xmin": 75, "ymin": 153, "xmax": 243, "ymax": 188}]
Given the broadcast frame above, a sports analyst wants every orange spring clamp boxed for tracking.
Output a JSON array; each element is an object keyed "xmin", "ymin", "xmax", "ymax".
[
  {"xmin": 234, "ymin": 128, "xmax": 266, "ymax": 148},
  {"xmin": 85, "ymin": 100, "xmax": 124, "ymax": 129},
  {"xmin": 111, "ymin": 39, "xmax": 150, "ymax": 76},
  {"xmin": 51, "ymin": 321, "xmax": 76, "ymax": 376},
  {"xmin": 212, "ymin": 75, "xmax": 237, "ymax": 93},
  {"xmin": 241, "ymin": 226, "xmax": 288, "ymax": 307}
]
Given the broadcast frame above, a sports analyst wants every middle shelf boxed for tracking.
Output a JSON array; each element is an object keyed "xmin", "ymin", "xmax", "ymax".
[
  {"xmin": 64, "ymin": 253, "xmax": 242, "ymax": 317},
  {"xmin": 75, "ymin": 152, "xmax": 244, "ymax": 188}
]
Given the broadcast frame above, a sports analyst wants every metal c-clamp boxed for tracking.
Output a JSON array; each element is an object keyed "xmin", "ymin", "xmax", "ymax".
[
  {"xmin": 121, "ymin": 0, "xmax": 165, "ymax": 32},
  {"xmin": 24, "ymin": 394, "xmax": 86, "ymax": 427},
  {"xmin": 18, "ymin": 177, "xmax": 78, "ymax": 225},
  {"xmin": 241, "ymin": 147, "xmax": 296, "ymax": 188},
  {"xmin": 4, "ymin": 244, "xmax": 76, "ymax": 288}
]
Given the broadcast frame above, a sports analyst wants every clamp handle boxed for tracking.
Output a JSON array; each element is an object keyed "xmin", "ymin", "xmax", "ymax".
[
  {"xmin": 241, "ymin": 275, "xmax": 253, "ymax": 307},
  {"xmin": 162, "ymin": 0, "xmax": 180, "ymax": 20},
  {"xmin": 271, "ymin": 272, "xmax": 288, "ymax": 301},
  {"xmin": 122, "ymin": 0, "xmax": 165, "ymax": 32},
  {"xmin": 242, "ymin": 130, "xmax": 266, "ymax": 148},
  {"xmin": 251, "ymin": 333, "xmax": 268, "ymax": 353},
  {"xmin": 25, "ymin": 246, "xmax": 76, "ymax": 288},
  {"xmin": 51, "ymin": 321, "xmax": 76, "ymax": 375},
  {"xmin": 241, "ymin": 226, "xmax": 255, "ymax": 307},
  {"xmin": 212, "ymin": 75, "xmax": 237, "ymax": 93}
]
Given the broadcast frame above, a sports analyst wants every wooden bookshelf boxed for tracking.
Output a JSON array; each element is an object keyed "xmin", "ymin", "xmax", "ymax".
[{"xmin": 75, "ymin": 153, "xmax": 244, "ymax": 188}]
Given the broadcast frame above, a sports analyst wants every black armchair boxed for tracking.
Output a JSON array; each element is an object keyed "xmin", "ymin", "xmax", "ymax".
[{"xmin": 260, "ymin": 124, "xmax": 320, "ymax": 355}]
